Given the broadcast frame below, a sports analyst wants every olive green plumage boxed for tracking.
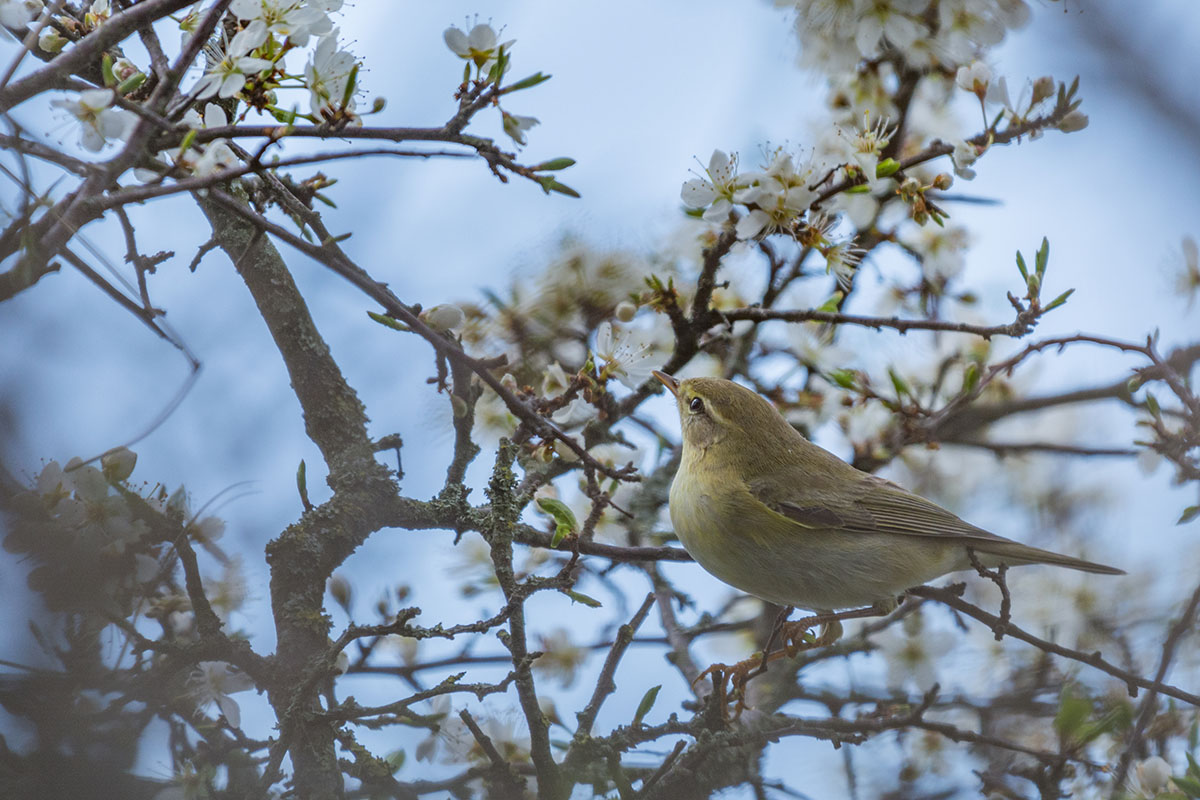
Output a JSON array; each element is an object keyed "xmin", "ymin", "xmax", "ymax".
[{"xmin": 655, "ymin": 372, "xmax": 1123, "ymax": 612}]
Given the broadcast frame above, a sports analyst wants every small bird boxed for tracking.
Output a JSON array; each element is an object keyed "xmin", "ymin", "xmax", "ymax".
[{"xmin": 654, "ymin": 371, "xmax": 1123, "ymax": 621}]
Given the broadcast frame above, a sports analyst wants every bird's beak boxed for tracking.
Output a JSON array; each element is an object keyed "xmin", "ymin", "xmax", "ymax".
[{"xmin": 652, "ymin": 370, "xmax": 679, "ymax": 398}]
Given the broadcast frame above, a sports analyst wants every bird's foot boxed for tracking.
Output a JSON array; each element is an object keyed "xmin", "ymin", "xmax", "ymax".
[
  {"xmin": 779, "ymin": 600, "xmax": 897, "ymax": 655},
  {"xmin": 694, "ymin": 653, "xmax": 776, "ymax": 719},
  {"xmin": 779, "ymin": 615, "xmax": 843, "ymax": 656},
  {"xmin": 696, "ymin": 601, "xmax": 897, "ymax": 718}
]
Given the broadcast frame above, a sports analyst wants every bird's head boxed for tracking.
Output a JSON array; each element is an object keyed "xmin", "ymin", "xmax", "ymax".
[{"xmin": 653, "ymin": 371, "xmax": 795, "ymax": 459}]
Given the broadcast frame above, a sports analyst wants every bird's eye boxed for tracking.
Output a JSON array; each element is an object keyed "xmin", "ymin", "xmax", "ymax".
[{"xmin": 688, "ymin": 396, "xmax": 704, "ymax": 413}]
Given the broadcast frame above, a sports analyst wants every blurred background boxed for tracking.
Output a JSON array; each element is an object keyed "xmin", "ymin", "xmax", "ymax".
[{"xmin": 1, "ymin": 0, "xmax": 1198, "ymax": 795}]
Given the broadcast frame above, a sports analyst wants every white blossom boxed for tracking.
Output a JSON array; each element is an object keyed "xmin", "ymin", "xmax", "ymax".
[
  {"xmin": 415, "ymin": 696, "xmax": 472, "ymax": 764},
  {"xmin": 789, "ymin": 322, "xmax": 851, "ymax": 374},
  {"xmin": 193, "ymin": 28, "xmax": 273, "ymax": 100},
  {"xmin": 938, "ymin": 0, "xmax": 1006, "ymax": 63},
  {"xmin": 823, "ymin": 240, "xmax": 864, "ymax": 289},
  {"xmin": 229, "ymin": 0, "xmax": 334, "ymax": 46},
  {"xmin": 732, "ymin": 150, "xmax": 819, "ymax": 239},
  {"xmin": 846, "ymin": 115, "xmax": 895, "ymax": 184},
  {"xmin": 180, "ymin": 104, "xmax": 237, "ymax": 178},
  {"xmin": 50, "ymin": 88, "xmax": 131, "ymax": 152},
  {"xmin": 444, "ymin": 22, "xmax": 514, "ymax": 72},
  {"xmin": 0, "ymin": 0, "xmax": 41, "ymax": 28},
  {"xmin": 955, "ymin": 60, "xmax": 991, "ymax": 96},
  {"xmin": 187, "ymin": 662, "xmax": 254, "ymax": 728},
  {"xmin": 551, "ymin": 396, "xmax": 594, "ymax": 426},
  {"xmin": 853, "ymin": 0, "xmax": 928, "ymax": 60},
  {"xmin": 903, "ymin": 224, "xmax": 970, "ymax": 283},
  {"xmin": 681, "ymin": 149, "xmax": 741, "ymax": 223},
  {"xmin": 594, "ymin": 321, "xmax": 659, "ymax": 390},
  {"xmin": 950, "ymin": 138, "xmax": 982, "ymax": 180},
  {"xmin": 1134, "ymin": 756, "xmax": 1172, "ymax": 796},
  {"xmin": 305, "ymin": 29, "xmax": 358, "ymax": 118},
  {"xmin": 501, "ymin": 111, "xmax": 538, "ymax": 146}
]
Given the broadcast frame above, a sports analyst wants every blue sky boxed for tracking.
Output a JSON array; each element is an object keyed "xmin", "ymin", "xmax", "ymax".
[{"xmin": 2, "ymin": 1, "xmax": 1199, "ymax": 794}]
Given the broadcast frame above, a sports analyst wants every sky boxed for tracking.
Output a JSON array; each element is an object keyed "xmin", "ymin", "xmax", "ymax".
[{"xmin": 1, "ymin": 0, "xmax": 1199, "ymax": 796}]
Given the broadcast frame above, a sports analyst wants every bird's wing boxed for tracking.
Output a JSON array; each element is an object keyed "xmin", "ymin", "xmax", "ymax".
[
  {"xmin": 749, "ymin": 473, "xmax": 1124, "ymax": 574},
  {"xmin": 750, "ymin": 472, "xmax": 1006, "ymax": 545}
]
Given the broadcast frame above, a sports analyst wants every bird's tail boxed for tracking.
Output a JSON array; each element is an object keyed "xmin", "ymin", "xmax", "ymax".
[{"xmin": 969, "ymin": 540, "xmax": 1125, "ymax": 575}]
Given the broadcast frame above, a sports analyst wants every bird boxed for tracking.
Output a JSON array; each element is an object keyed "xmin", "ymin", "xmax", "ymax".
[{"xmin": 653, "ymin": 371, "xmax": 1123, "ymax": 629}]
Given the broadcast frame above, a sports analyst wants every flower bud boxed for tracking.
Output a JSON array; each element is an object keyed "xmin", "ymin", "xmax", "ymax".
[
  {"xmin": 329, "ymin": 573, "xmax": 352, "ymax": 612},
  {"xmin": 420, "ymin": 303, "xmax": 465, "ymax": 332},
  {"xmin": 101, "ymin": 446, "xmax": 137, "ymax": 482},
  {"xmin": 1135, "ymin": 756, "xmax": 1171, "ymax": 793},
  {"xmin": 932, "ymin": 173, "xmax": 953, "ymax": 191},
  {"xmin": 1057, "ymin": 110, "xmax": 1089, "ymax": 132},
  {"xmin": 614, "ymin": 300, "xmax": 637, "ymax": 322},
  {"xmin": 39, "ymin": 27, "xmax": 67, "ymax": 53},
  {"xmin": 1031, "ymin": 75, "xmax": 1055, "ymax": 105},
  {"xmin": 112, "ymin": 58, "xmax": 139, "ymax": 82}
]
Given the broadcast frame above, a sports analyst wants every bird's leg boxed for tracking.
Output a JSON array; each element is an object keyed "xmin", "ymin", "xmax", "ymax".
[
  {"xmin": 695, "ymin": 599, "xmax": 897, "ymax": 717},
  {"xmin": 759, "ymin": 605, "xmax": 795, "ymax": 670},
  {"xmin": 695, "ymin": 607, "xmax": 796, "ymax": 717},
  {"xmin": 779, "ymin": 599, "xmax": 897, "ymax": 656}
]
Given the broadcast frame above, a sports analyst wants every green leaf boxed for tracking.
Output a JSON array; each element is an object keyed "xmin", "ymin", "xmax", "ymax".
[
  {"xmin": 632, "ymin": 685, "xmax": 661, "ymax": 727},
  {"xmin": 875, "ymin": 158, "xmax": 901, "ymax": 178},
  {"xmin": 888, "ymin": 368, "xmax": 910, "ymax": 400},
  {"xmin": 845, "ymin": 183, "xmax": 871, "ymax": 194},
  {"xmin": 502, "ymin": 72, "xmax": 552, "ymax": 93},
  {"xmin": 1179, "ymin": 506, "xmax": 1200, "ymax": 525},
  {"xmin": 341, "ymin": 64, "xmax": 358, "ymax": 108},
  {"xmin": 817, "ymin": 292, "xmax": 843, "ymax": 312},
  {"xmin": 1015, "ymin": 250, "xmax": 1029, "ymax": 282},
  {"xmin": 385, "ymin": 749, "xmax": 405, "ymax": 772},
  {"xmin": 537, "ymin": 176, "xmax": 581, "ymax": 198},
  {"xmin": 1175, "ymin": 774, "xmax": 1200, "ymax": 799},
  {"xmin": 828, "ymin": 369, "xmax": 857, "ymax": 389},
  {"xmin": 297, "ymin": 460, "xmax": 310, "ymax": 509},
  {"xmin": 1053, "ymin": 685, "xmax": 1091, "ymax": 742},
  {"xmin": 532, "ymin": 157, "xmax": 576, "ymax": 172},
  {"xmin": 1076, "ymin": 705, "xmax": 1132, "ymax": 745},
  {"xmin": 178, "ymin": 129, "xmax": 198, "ymax": 155},
  {"xmin": 367, "ymin": 310, "xmax": 410, "ymax": 331},
  {"xmin": 1187, "ymin": 751, "xmax": 1200, "ymax": 778},
  {"xmin": 565, "ymin": 590, "xmax": 602, "ymax": 608},
  {"xmin": 537, "ymin": 497, "xmax": 578, "ymax": 546},
  {"xmin": 1145, "ymin": 393, "xmax": 1161, "ymax": 419},
  {"xmin": 117, "ymin": 73, "xmax": 146, "ymax": 95},
  {"xmin": 101, "ymin": 53, "xmax": 116, "ymax": 87},
  {"xmin": 962, "ymin": 362, "xmax": 980, "ymax": 393},
  {"xmin": 1035, "ymin": 236, "xmax": 1050, "ymax": 280},
  {"xmin": 1043, "ymin": 288, "xmax": 1075, "ymax": 312}
]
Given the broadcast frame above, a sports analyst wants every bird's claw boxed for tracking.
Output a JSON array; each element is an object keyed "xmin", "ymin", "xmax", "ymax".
[{"xmin": 694, "ymin": 655, "xmax": 764, "ymax": 718}]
